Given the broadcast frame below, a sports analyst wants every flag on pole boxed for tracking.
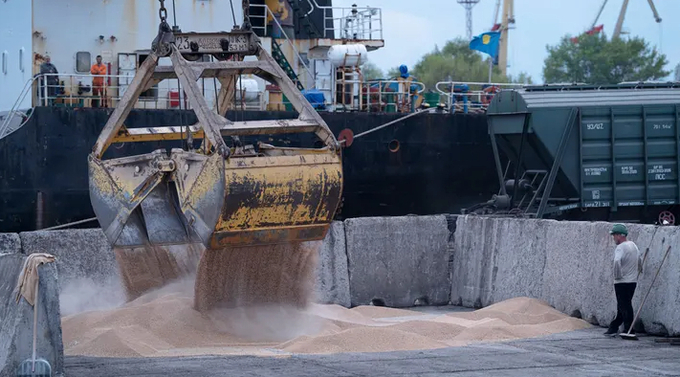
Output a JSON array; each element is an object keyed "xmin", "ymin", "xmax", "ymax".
[{"xmin": 469, "ymin": 31, "xmax": 501, "ymax": 59}]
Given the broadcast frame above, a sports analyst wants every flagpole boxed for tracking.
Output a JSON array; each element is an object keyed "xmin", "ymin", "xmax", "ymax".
[{"xmin": 488, "ymin": 58, "xmax": 492, "ymax": 83}]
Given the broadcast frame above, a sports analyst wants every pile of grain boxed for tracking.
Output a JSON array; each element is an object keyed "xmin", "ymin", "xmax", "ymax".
[
  {"xmin": 64, "ymin": 240, "xmax": 590, "ymax": 357},
  {"xmin": 62, "ymin": 294, "xmax": 591, "ymax": 357}
]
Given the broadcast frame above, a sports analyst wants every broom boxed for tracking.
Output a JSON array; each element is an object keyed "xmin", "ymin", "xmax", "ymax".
[
  {"xmin": 16, "ymin": 273, "xmax": 52, "ymax": 377},
  {"xmin": 620, "ymin": 245, "xmax": 672, "ymax": 341}
]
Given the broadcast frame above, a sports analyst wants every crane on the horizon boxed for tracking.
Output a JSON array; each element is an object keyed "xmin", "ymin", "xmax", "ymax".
[
  {"xmin": 613, "ymin": 0, "xmax": 661, "ymax": 39},
  {"xmin": 457, "ymin": 0, "xmax": 481, "ymax": 41},
  {"xmin": 575, "ymin": 0, "xmax": 661, "ymax": 42},
  {"xmin": 490, "ymin": 0, "xmax": 514, "ymax": 77}
]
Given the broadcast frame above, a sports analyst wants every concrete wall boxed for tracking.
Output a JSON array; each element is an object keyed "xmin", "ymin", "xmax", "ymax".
[
  {"xmin": 314, "ymin": 221, "xmax": 350, "ymax": 307},
  {"xmin": 19, "ymin": 229, "xmax": 127, "ymax": 316},
  {"xmin": 3, "ymin": 213, "xmax": 679, "ymax": 336},
  {"xmin": 345, "ymin": 215, "xmax": 451, "ymax": 307},
  {"xmin": 20, "ymin": 229, "xmax": 120, "ymax": 290},
  {"xmin": 451, "ymin": 215, "xmax": 680, "ymax": 336},
  {"xmin": 1, "ymin": 221, "xmax": 356, "ymax": 312},
  {"xmin": 0, "ymin": 233, "xmax": 21, "ymax": 255},
  {"xmin": 0, "ymin": 253, "xmax": 63, "ymax": 377}
]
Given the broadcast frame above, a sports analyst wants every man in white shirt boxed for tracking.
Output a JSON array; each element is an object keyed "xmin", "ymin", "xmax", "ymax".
[{"xmin": 604, "ymin": 223, "xmax": 643, "ymax": 336}]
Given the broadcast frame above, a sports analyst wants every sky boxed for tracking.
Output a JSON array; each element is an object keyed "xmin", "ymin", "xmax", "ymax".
[{"xmin": 332, "ymin": 0, "xmax": 680, "ymax": 83}]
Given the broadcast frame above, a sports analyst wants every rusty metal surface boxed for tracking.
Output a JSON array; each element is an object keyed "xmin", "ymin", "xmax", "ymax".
[
  {"xmin": 110, "ymin": 119, "xmax": 323, "ymax": 143},
  {"xmin": 209, "ymin": 224, "xmax": 330, "ymax": 248},
  {"xmin": 139, "ymin": 181, "xmax": 197, "ymax": 244},
  {"xmin": 151, "ymin": 60, "xmax": 278, "ymax": 80},
  {"xmin": 88, "ymin": 151, "xmax": 166, "ymax": 245},
  {"xmin": 169, "ymin": 46, "xmax": 231, "ymax": 155},
  {"xmin": 172, "ymin": 151, "xmax": 226, "ymax": 247},
  {"xmin": 173, "ymin": 30, "xmax": 259, "ymax": 56},
  {"xmin": 209, "ymin": 152, "xmax": 343, "ymax": 248}
]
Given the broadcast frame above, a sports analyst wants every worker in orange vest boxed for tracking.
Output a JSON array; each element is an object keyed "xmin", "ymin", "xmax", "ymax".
[{"xmin": 90, "ymin": 55, "xmax": 107, "ymax": 108}]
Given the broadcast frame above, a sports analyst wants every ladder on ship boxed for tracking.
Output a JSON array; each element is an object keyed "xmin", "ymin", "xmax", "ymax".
[
  {"xmin": 288, "ymin": 0, "xmax": 324, "ymax": 38},
  {"xmin": 271, "ymin": 39, "xmax": 305, "ymax": 91}
]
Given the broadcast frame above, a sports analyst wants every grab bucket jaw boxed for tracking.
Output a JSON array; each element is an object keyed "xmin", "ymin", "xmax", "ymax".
[{"xmin": 89, "ymin": 147, "xmax": 342, "ymax": 249}]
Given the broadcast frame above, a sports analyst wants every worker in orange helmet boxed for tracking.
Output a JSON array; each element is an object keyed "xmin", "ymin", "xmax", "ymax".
[{"xmin": 90, "ymin": 55, "xmax": 107, "ymax": 108}]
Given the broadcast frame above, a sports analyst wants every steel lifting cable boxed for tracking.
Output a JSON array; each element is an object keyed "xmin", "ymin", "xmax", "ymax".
[
  {"xmin": 239, "ymin": 68, "xmax": 245, "ymax": 113},
  {"xmin": 213, "ymin": 55, "xmax": 219, "ymax": 113},
  {"xmin": 40, "ymin": 217, "xmax": 98, "ymax": 231},
  {"xmin": 172, "ymin": 0, "xmax": 178, "ymax": 28},
  {"xmin": 229, "ymin": 0, "xmax": 237, "ymax": 27},
  {"xmin": 164, "ymin": 0, "xmax": 191, "ymax": 150},
  {"xmin": 340, "ymin": 107, "xmax": 438, "ymax": 144}
]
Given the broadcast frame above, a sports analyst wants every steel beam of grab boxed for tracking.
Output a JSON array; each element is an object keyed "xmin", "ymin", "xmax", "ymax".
[{"xmin": 88, "ymin": 3, "xmax": 343, "ymax": 251}]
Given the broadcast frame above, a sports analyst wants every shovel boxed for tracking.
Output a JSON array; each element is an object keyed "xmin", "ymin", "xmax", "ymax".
[
  {"xmin": 16, "ymin": 278, "xmax": 52, "ymax": 377},
  {"xmin": 620, "ymin": 245, "xmax": 672, "ymax": 341}
]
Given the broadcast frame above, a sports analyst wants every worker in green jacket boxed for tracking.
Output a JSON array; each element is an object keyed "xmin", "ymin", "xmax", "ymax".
[{"xmin": 604, "ymin": 224, "xmax": 643, "ymax": 336}]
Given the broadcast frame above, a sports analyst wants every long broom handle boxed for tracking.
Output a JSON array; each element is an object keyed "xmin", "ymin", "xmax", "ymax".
[
  {"xmin": 625, "ymin": 245, "xmax": 672, "ymax": 335},
  {"xmin": 32, "ymin": 279, "xmax": 39, "ymax": 372}
]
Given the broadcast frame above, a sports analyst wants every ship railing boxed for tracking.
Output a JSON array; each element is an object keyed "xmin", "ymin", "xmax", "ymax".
[
  {"xmin": 435, "ymin": 81, "xmax": 525, "ymax": 113},
  {"xmin": 248, "ymin": 4, "xmax": 315, "ymax": 89},
  {"xmin": 0, "ymin": 74, "xmax": 41, "ymax": 139},
  {"xmin": 364, "ymin": 79, "xmax": 426, "ymax": 113},
  {"xmin": 332, "ymin": 78, "xmax": 425, "ymax": 113},
  {"xmin": 30, "ymin": 73, "xmax": 266, "ymax": 111},
  {"xmin": 307, "ymin": 0, "xmax": 383, "ymax": 40}
]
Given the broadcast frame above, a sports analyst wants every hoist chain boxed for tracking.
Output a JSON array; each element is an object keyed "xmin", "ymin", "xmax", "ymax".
[
  {"xmin": 159, "ymin": 0, "xmax": 168, "ymax": 23},
  {"xmin": 242, "ymin": 0, "xmax": 252, "ymax": 30},
  {"xmin": 151, "ymin": 0, "xmax": 175, "ymax": 57}
]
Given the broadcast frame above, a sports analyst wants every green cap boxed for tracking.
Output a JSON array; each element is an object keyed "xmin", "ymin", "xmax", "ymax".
[{"xmin": 609, "ymin": 223, "xmax": 628, "ymax": 236}]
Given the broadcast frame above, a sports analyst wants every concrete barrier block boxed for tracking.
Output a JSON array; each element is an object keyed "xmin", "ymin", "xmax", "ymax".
[
  {"xmin": 490, "ymin": 218, "xmax": 549, "ymax": 305},
  {"xmin": 452, "ymin": 215, "xmax": 680, "ymax": 335},
  {"xmin": 0, "ymin": 233, "xmax": 20, "ymax": 255},
  {"xmin": 19, "ymin": 229, "xmax": 126, "ymax": 316},
  {"xmin": 451, "ymin": 216, "xmax": 550, "ymax": 308},
  {"xmin": 540, "ymin": 220, "xmax": 614, "ymax": 325},
  {"xmin": 20, "ymin": 229, "xmax": 116, "ymax": 286},
  {"xmin": 346, "ymin": 215, "xmax": 451, "ymax": 307},
  {"xmin": 314, "ymin": 221, "xmax": 350, "ymax": 307},
  {"xmin": 623, "ymin": 224, "xmax": 680, "ymax": 335},
  {"xmin": 0, "ymin": 253, "xmax": 64, "ymax": 377},
  {"xmin": 450, "ymin": 215, "xmax": 498, "ymax": 308}
]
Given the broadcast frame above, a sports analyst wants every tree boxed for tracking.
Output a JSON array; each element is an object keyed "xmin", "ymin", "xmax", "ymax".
[
  {"xmin": 386, "ymin": 66, "xmax": 401, "ymax": 79},
  {"xmin": 543, "ymin": 33, "xmax": 669, "ymax": 84},
  {"xmin": 508, "ymin": 72, "xmax": 534, "ymax": 85},
  {"xmin": 361, "ymin": 61, "xmax": 385, "ymax": 81},
  {"xmin": 408, "ymin": 38, "xmax": 515, "ymax": 89},
  {"xmin": 674, "ymin": 63, "xmax": 680, "ymax": 82}
]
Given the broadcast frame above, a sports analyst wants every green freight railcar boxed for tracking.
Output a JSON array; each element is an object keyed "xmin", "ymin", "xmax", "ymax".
[{"xmin": 469, "ymin": 82, "xmax": 680, "ymax": 225}]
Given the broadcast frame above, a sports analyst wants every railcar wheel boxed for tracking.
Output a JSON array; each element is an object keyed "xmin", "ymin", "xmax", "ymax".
[{"xmin": 658, "ymin": 210, "xmax": 675, "ymax": 226}]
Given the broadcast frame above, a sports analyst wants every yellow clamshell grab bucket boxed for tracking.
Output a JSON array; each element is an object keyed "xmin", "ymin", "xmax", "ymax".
[{"xmin": 87, "ymin": 22, "xmax": 343, "ymax": 254}]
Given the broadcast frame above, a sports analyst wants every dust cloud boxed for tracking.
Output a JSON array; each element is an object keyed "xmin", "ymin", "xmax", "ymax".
[{"xmin": 59, "ymin": 277, "xmax": 127, "ymax": 316}]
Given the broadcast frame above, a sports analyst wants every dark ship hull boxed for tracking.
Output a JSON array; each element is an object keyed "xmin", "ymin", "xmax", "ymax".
[{"xmin": 0, "ymin": 107, "xmax": 498, "ymax": 232}]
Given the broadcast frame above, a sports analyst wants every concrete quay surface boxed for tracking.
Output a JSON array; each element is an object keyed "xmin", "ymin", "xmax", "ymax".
[{"xmin": 63, "ymin": 327, "xmax": 680, "ymax": 377}]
